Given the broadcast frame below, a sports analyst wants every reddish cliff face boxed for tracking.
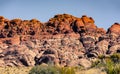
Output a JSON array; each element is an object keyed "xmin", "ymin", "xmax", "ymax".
[{"xmin": 0, "ymin": 14, "xmax": 119, "ymax": 68}]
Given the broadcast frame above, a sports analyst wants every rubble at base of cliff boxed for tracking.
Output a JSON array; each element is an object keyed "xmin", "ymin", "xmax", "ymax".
[{"xmin": 0, "ymin": 14, "xmax": 120, "ymax": 68}]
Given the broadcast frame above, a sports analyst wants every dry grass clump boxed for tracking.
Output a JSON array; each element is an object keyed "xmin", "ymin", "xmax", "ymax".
[{"xmin": 0, "ymin": 67, "xmax": 32, "ymax": 74}]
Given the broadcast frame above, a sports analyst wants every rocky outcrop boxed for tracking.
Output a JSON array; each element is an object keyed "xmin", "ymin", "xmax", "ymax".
[
  {"xmin": 0, "ymin": 14, "xmax": 119, "ymax": 68},
  {"xmin": 107, "ymin": 23, "xmax": 120, "ymax": 35}
]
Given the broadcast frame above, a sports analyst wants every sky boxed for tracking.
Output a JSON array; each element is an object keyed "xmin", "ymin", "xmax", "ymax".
[{"xmin": 0, "ymin": 0, "xmax": 120, "ymax": 30}]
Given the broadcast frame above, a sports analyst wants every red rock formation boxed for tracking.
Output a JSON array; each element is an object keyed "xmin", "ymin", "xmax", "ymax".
[{"xmin": 0, "ymin": 14, "xmax": 119, "ymax": 68}]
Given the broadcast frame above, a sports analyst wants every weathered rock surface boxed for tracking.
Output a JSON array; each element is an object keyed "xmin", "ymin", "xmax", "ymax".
[{"xmin": 0, "ymin": 14, "xmax": 119, "ymax": 68}]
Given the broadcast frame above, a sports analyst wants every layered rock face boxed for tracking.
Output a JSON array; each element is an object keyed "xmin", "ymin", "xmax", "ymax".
[{"xmin": 0, "ymin": 14, "xmax": 120, "ymax": 68}]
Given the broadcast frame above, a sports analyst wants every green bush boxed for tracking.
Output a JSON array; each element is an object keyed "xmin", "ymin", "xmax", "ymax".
[{"xmin": 29, "ymin": 64, "xmax": 75, "ymax": 74}]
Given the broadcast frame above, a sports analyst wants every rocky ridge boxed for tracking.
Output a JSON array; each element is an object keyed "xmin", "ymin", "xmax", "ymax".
[{"xmin": 0, "ymin": 14, "xmax": 120, "ymax": 68}]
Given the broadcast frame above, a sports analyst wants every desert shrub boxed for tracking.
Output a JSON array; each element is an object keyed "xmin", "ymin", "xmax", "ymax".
[
  {"xmin": 104, "ymin": 58, "xmax": 120, "ymax": 74},
  {"xmin": 29, "ymin": 65, "xmax": 59, "ymax": 74},
  {"xmin": 92, "ymin": 53, "xmax": 120, "ymax": 74},
  {"xmin": 104, "ymin": 53, "xmax": 120, "ymax": 74},
  {"xmin": 29, "ymin": 64, "xmax": 75, "ymax": 74}
]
